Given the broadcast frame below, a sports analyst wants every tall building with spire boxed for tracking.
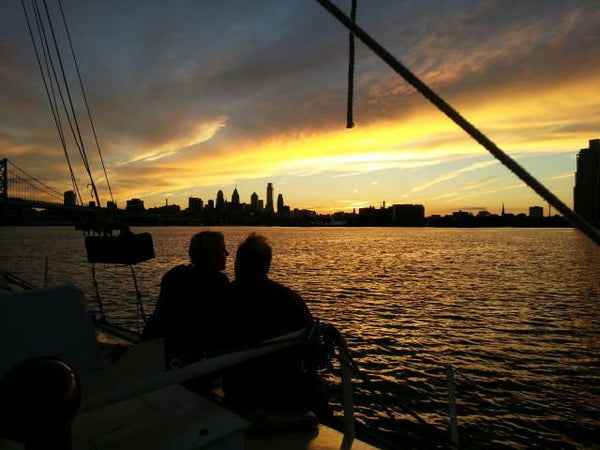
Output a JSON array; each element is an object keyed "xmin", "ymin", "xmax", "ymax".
[
  {"xmin": 266, "ymin": 182, "xmax": 274, "ymax": 213},
  {"xmin": 574, "ymin": 138, "xmax": 600, "ymax": 225},
  {"xmin": 231, "ymin": 186, "xmax": 240, "ymax": 207},
  {"xmin": 277, "ymin": 193, "xmax": 284, "ymax": 215}
]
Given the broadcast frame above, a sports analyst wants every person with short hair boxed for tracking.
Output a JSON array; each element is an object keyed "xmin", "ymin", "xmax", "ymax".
[
  {"xmin": 141, "ymin": 231, "xmax": 229, "ymax": 369},
  {"xmin": 224, "ymin": 233, "xmax": 327, "ymax": 419}
]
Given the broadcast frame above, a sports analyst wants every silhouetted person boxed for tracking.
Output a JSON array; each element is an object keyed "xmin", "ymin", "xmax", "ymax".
[
  {"xmin": 223, "ymin": 233, "xmax": 328, "ymax": 421},
  {"xmin": 141, "ymin": 231, "xmax": 229, "ymax": 370}
]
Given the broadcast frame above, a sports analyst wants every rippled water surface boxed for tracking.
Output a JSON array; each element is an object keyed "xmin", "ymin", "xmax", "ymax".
[{"xmin": 1, "ymin": 226, "xmax": 599, "ymax": 448}]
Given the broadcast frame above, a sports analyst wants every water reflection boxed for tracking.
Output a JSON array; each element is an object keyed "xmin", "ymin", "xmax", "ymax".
[{"xmin": 1, "ymin": 226, "xmax": 599, "ymax": 447}]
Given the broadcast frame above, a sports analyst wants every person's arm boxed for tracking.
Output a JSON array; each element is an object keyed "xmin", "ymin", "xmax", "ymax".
[
  {"xmin": 289, "ymin": 289, "xmax": 314, "ymax": 327},
  {"xmin": 140, "ymin": 273, "xmax": 170, "ymax": 341}
]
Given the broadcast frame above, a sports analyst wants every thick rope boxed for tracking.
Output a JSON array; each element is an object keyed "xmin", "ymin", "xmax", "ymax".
[
  {"xmin": 346, "ymin": 0, "xmax": 357, "ymax": 129},
  {"xmin": 315, "ymin": 0, "xmax": 600, "ymax": 247}
]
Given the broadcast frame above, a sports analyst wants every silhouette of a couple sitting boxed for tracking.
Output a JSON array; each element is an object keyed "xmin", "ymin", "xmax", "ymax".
[{"xmin": 142, "ymin": 231, "xmax": 327, "ymax": 424}]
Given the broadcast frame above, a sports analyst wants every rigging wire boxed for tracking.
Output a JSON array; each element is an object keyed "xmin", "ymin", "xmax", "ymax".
[
  {"xmin": 32, "ymin": 0, "xmax": 83, "ymax": 205},
  {"xmin": 314, "ymin": 0, "xmax": 600, "ymax": 247},
  {"xmin": 57, "ymin": 0, "xmax": 115, "ymax": 204},
  {"xmin": 32, "ymin": 0, "xmax": 89, "ymax": 182},
  {"xmin": 40, "ymin": 0, "xmax": 101, "ymax": 207},
  {"xmin": 20, "ymin": 0, "xmax": 82, "ymax": 205}
]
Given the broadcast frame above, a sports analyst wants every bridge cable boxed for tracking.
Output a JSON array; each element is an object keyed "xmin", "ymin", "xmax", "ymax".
[
  {"xmin": 57, "ymin": 0, "xmax": 115, "ymax": 204},
  {"xmin": 8, "ymin": 161, "xmax": 63, "ymax": 201}
]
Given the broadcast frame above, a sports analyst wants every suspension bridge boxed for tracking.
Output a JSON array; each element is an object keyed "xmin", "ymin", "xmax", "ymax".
[{"xmin": 0, "ymin": 158, "xmax": 91, "ymax": 211}]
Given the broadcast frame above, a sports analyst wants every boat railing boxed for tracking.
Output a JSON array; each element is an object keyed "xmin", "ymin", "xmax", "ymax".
[{"xmin": 80, "ymin": 329, "xmax": 308, "ymax": 413}]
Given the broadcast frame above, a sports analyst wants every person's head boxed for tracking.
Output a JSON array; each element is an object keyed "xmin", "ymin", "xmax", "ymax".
[
  {"xmin": 189, "ymin": 231, "xmax": 228, "ymax": 272},
  {"xmin": 235, "ymin": 233, "xmax": 272, "ymax": 281}
]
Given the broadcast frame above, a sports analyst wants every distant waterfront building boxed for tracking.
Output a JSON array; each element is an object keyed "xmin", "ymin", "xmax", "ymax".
[
  {"xmin": 216, "ymin": 189, "xmax": 225, "ymax": 209},
  {"xmin": 529, "ymin": 206, "xmax": 544, "ymax": 218},
  {"xmin": 152, "ymin": 203, "xmax": 180, "ymax": 214},
  {"xmin": 250, "ymin": 192, "xmax": 259, "ymax": 212},
  {"xmin": 266, "ymin": 183, "xmax": 274, "ymax": 213},
  {"xmin": 231, "ymin": 187, "xmax": 240, "ymax": 207},
  {"xmin": 390, "ymin": 204, "xmax": 425, "ymax": 226},
  {"xmin": 358, "ymin": 206, "xmax": 390, "ymax": 225},
  {"xmin": 188, "ymin": 197, "xmax": 203, "ymax": 213},
  {"xmin": 126, "ymin": 198, "xmax": 145, "ymax": 211},
  {"xmin": 574, "ymin": 138, "xmax": 600, "ymax": 225},
  {"xmin": 207, "ymin": 199, "xmax": 214, "ymax": 209},
  {"xmin": 106, "ymin": 200, "xmax": 117, "ymax": 210},
  {"xmin": 277, "ymin": 193, "xmax": 284, "ymax": 215},
  {"xmin": 452, "ymin": 210, "xmax": 471, "ymax": 219},
  {"xmin": 63, "ymin": 190, "xmax": 76, "ymax": 207},
  {"xmin": 258, "ymin": 199, "xmax": 264, "ymax": 213}
]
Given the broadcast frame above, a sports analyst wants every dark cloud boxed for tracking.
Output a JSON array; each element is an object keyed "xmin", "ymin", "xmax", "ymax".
[{"xmin": 1, "ymin": 0, "xmax": 598, "ymax": 199}]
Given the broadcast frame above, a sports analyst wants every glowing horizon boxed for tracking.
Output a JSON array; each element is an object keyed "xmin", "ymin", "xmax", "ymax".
[{"xmin": 1, "ymin": 1, "xmax": 598, "ymax": 216}]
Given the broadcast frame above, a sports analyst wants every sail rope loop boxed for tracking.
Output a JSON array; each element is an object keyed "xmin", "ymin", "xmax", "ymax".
[
  {"xmin": 319, "ymin": 323, "xmax": 455, "ymax": 447},
  {"xmin": 346, "ymin": 0, "xmax": 357, "ymax": 129}
]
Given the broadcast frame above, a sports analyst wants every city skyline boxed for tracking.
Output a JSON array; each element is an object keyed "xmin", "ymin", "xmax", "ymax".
[
  {"xmin": 1, "ymin": 2, "xmax": 599, "ymax": 215},
  {"xmin": 118, "ymin": 180, "xmax": 546, "ymax": 219}
]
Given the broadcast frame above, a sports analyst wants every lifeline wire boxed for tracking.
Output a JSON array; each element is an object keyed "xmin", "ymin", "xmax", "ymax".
[{"xmin": 314, "ymin": 0, "xmax": 600, "ymax": 247}]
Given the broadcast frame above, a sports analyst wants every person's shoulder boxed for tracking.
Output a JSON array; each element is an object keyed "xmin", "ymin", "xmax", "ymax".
[
  {"xmin": 267, "ymin": 279, "xmax": 303, "ymax": 300},
  {"xmin": 162, "ymin": 264, "xmax": 194, "ymax": 281}
]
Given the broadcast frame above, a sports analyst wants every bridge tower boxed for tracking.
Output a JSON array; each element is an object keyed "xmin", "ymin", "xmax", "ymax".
[{"xmin": 0, "ymin": 159, "xmax": 7, "ymax": 199}]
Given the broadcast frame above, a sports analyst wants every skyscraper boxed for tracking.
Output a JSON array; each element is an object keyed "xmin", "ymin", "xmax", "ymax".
[
  {"xmin": 216, "ymin": 189, "xmax": 225, "ymax": 209},
  {"xmin": 188, "ymin": 197, "xmax": 203, "ymax": 213},
  {"xmin": 231, "ymin": 186, "xmax": 240, "ymax": 207},
  {"xmin": 574, "ymin": 139, "xmax": 600, "ymax": 225},
  {"xmin": 250, "ymin": 192, "xmax": 258, "ymax": 212},
  {"xmin": 63, "ymin": 190, "xmax": 76, "ymax": 207},
  {"xmin": 266, "ymin": 182, "xmax": 274, "ymax": 213},
  {"xmin": 277, "ymin": 193, "xmax": 284, "ymax": 215}
]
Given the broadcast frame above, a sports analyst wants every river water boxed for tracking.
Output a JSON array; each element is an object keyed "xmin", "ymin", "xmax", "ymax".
[{"xmin": 1, "ymin": 226, "xmax": 599, "ymax": 448}]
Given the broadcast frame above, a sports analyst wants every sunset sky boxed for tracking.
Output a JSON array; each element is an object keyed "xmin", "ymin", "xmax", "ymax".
[{"xmin": 1, "ymin": 1, "xmax": 599, "ymax": 215}]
